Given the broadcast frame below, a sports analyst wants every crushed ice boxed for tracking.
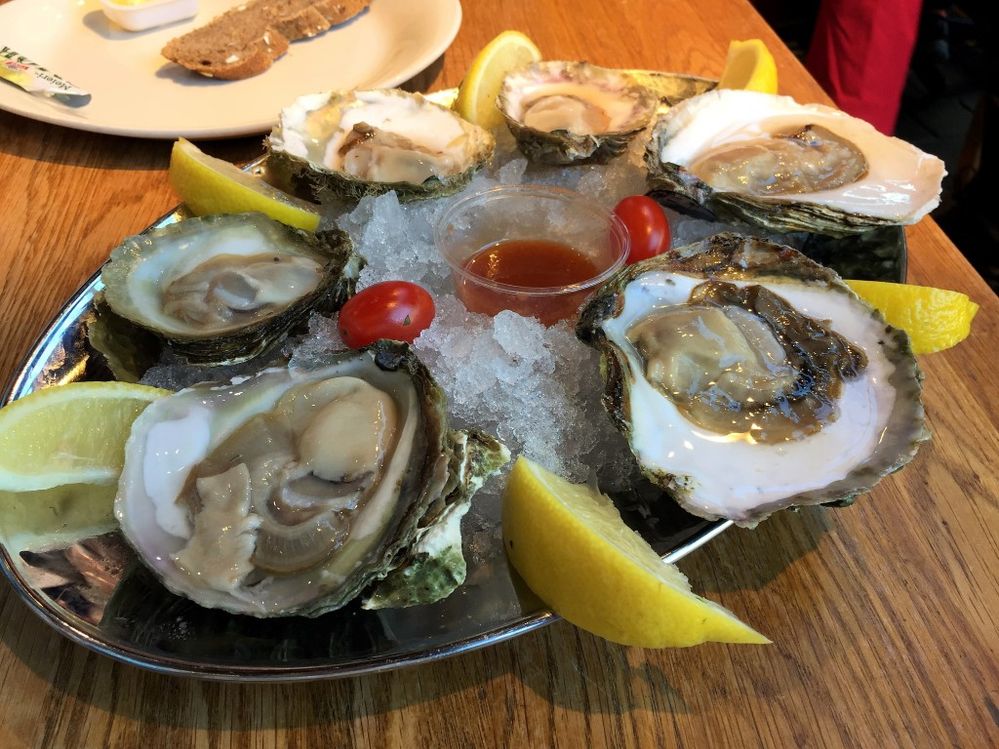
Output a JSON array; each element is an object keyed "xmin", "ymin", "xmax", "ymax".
[
  {"xmin": 302, "ymin": 131, "xmax": 661, "ymax": 494},
  {"xmin": 292, "ymin": 129, "xmax": 808, "ymax": 532},
  {"xmin": 143, "ymin": 128, "xmax": 802, "ymax": 553}
]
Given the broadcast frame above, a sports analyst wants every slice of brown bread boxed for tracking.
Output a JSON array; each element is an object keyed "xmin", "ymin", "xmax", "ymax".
[
  {"xmin": 267, "ymin": 0, "xmax": 366, "ymax": 39},
  {"xmin": 162, "ymin": 0, "xmax": 370, "ymax": 80}
]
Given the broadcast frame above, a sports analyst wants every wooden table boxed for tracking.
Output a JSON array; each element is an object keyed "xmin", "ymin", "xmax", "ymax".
[{"xmin": 1, "ymin": 1, "xmax": 997, "ymax": 746}]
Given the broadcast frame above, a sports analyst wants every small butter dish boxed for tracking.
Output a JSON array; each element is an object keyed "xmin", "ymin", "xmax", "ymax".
[{"xmin": 99, "ymin": 0, "xmax": 198, "ymax": 32}]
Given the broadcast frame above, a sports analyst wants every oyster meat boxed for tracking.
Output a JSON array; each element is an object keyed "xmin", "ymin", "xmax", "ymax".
[
  {"xmin": 498, "ymin": 61, "xmax": 657, "ymax": 164},
  {"xmin": 114, "ymin": 342, "xmax": 510, "ymax": 617},
  {"xmin": 267, "ymin": 89, "xmax": 495, "ymax": 202},
  {"xmin": 645, "ymin": 89, "xmax": 946, "ymax": 236},
  {"xmin": 98, "ymin": 213, "xmax": 362, "ymax": 367},
  {"xmin": 577, "ymin": 233, "xmax": 929, "ymax": 526}
]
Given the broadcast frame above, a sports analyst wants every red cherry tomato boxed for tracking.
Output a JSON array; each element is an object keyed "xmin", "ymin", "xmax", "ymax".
[
  {"xmin": 613, "ymin": 195, "xmax": 671, "ymax": 264},
  {"xmin": 338, "ymin": 281, "xmax": 436, "ymax": 349}
]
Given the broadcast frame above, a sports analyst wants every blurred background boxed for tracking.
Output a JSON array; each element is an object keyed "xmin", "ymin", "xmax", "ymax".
[{"xmin": 752, "ymin": 0, "xmax": 996, "ymax": 291}]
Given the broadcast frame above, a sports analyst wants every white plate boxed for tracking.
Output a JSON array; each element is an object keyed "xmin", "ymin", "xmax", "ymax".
[{"xmin": 0, "ymin": 0, "xmax": 461, "ymax": 138}]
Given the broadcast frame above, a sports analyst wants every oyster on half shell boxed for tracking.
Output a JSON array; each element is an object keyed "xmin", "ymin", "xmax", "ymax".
[
  {"xmin": 645, "ymin": 90, "xmax": 945, "ymax": 236},
  {"xmin": 577, "ymin": 233, "xmax": 929, "ymax": 526},
  {"xmin": 267, "ymin": 89, "xmax": 495, "ymax": 203},
  {"xmin": 98, "ymin": 213, "xmax": 362, "ymax": 367},
  {"xmin": 114, "ymin": 342, "xmax": 510, "ymax": 617},
  {"xmin": 498, "ymin": 61, "xmax": 657, "ymax": 165}
]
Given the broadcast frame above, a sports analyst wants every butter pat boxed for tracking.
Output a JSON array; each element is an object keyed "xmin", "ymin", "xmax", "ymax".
[{"xmin": 100, "ymin": 0, "xmax": 198, "ymax": 32}]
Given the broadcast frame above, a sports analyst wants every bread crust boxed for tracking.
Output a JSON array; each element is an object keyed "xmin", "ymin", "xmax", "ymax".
[{"xmin": 162, "ymin": 0, "xmax": 370, "ymax": 80}]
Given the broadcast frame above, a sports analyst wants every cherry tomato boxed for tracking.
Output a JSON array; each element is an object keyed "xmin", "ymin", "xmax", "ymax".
[
  {"xmin": 338, "ymin": 281, "xmax": 436, "ymax": 348},
  {"xmin": 613, "ymin": 195, "xmax": 671, "ymax": 264}
]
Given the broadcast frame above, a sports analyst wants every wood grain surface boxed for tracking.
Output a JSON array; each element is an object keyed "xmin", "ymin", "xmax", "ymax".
[{"xmin": 1, "ymin": 0, "xmax": 998, "ymax": 747}]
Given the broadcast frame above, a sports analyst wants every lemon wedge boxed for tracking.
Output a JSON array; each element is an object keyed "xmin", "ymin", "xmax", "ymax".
[
  {"xmin": 0, "ymin": 483, "xmax": 118, "ymax": 548},
  {"xmin": 717, "ymin": 39, "xmax": 779, "ymax": 93},
  {"xmin": 0, "ymin": 382, "xmax": 167, "ymax": 492},
  {"xmin": 502, "ymin": 457, "xmax": 769, "ymax": 647},
  {"xmin": 168, "ymin": 138, "xmax": 321, "ymax": 231},
  {"xmin": 846, "ymin": 280, "xmax": 979, "ymax": 354},
  {"xmin": 454, "ymin": 30, "xmax": 542, "ymax": 129}
]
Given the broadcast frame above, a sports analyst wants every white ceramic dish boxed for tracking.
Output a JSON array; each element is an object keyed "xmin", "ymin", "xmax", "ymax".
[{"xmin": 0, "ymin": 0, "xmax": 461, "ymax": 138}]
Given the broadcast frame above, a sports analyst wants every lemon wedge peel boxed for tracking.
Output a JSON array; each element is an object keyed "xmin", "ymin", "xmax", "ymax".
[
  {"xmin": 454, "ymin": 30, "xmax": 542, "ymax": 130},
  {"xmin": 846, "ymin": 280, "xmax": 979, "ymax": 354},
  {"xmin": 169, "ymin": 138, "xmax": 321, "ymax": 232},
  {"xmin": 0, "ymin": 483, "xmax": 119, "ymax": 550},
  {"xmin": 0, "ymin": 382, "xmax": 167, "ymax": 492},
  {"xmin": 717, "ymin": 39, "xmax": 779, "ymax": 94},
  {"xmin": 502, "ymin": 457, "xmax": 769, "ymax": 648}
]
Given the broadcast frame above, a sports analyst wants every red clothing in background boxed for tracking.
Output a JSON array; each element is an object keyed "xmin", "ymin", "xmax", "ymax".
[{"xmin": 807, "ymin": 0, "xmax": 923, "ymax": 133}]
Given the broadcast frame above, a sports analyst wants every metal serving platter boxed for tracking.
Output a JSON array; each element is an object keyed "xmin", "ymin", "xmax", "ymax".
[{"xmin": 0, "ymin": 74, "xmax": 907, "ymax": 681}]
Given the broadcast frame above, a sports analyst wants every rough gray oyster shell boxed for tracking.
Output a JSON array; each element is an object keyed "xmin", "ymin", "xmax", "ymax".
[
  {"xmin": 98, "ymin": 213, "xmax": 362, "ymax": 367},
  {"xmin": 577, "ymin": 233, "xmax": 929, "ymax": 526},
  {"xmin": 266, "ymin": 89, "xmax": 494, "ymax": 203},
  {"xmin": 498, "ymin": 61, "xmax": 657, "ymax": 165},
  {"xmin": 114, "ymin": 342, "xmax": 510, "ymax": 617},
  {"xmin": 645, "ymin": 90, "xmax": 945, "ymax": 237}
]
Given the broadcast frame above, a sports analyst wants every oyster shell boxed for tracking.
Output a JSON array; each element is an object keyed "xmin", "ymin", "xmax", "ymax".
[
  {"xmin": 99, "ymin": 213, "xmax": 362, "ymax": 366},
  {"xmin": 577, "ymin": 233, "xmax": 929, "ymax": 526},
  {"xmin": 114, "ymin": 342, "xmax": 510, "ymax": 617},
  {"xmin": 498, "ymin": 61, "xmax": 657, "ymax": 165},
  {"xmin": 266, "ymin": 89, "xmax": 495, "ymax": 203},
  {"xmin": 645, "ymin": 90, "xmax": 945, "ymax": 236}
]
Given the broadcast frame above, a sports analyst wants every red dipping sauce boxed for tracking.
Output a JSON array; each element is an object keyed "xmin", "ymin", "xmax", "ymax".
[
  {"xmin": 456, "ymin": 239, "xmax": 603, "ymax": 325},
  {"xmin": 435, "ymin": 185, "xmax": 631, "ymax": 326}
]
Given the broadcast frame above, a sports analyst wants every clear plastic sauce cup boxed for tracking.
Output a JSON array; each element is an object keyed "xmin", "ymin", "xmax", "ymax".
[{"xmin": 434, "ymin": 185, "xmax": 630, "ymax": 326}]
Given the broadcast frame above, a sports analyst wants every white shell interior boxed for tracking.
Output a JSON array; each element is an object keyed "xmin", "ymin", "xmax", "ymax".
[
  {"xmin": 656, "ymin": 90, "xmax": 945, "ymax": 222},
  {"xmin": 271, "ymin": 90, "xmax": 483, "ymax": 177},
  {"xmin": 122, "ymin": 220, "xmax": 321, "ymax": 336},
  {"xmin": 602, "ymin": 270, "xmax": 898, "ymax": 521},
  {"xmin": 504, "ymin": 82, "xmax": 643, "ymax": 133},
  {"xmin": 501, "ymin": 64, "xmax": 651, "ymax": 134}
]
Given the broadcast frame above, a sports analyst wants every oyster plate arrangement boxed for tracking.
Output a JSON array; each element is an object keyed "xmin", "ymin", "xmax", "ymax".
[{"xmin": 0, "ymin": 73, "xmax": 914, "ymax": 680}]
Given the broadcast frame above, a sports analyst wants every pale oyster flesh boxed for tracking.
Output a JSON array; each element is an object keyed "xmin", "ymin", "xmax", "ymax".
[
  {"xmin": 577, "ymin": 233, "xmax": 928, "ymax": 526},
  {"xmin": 498, "ymin": 61, "xmax": 657, "ymax": 165},
  {"xmin": 98, "ymin": 213, "xmax": 362, "ymax": 367},
  {"xmin": 645, "ymin": 89, "xmax": 945, "ymax": 236},
  {"xmin": 688, "ymin": 124, "xmax": 869, "ymax": 196},
  {"xmin": 161, "ymin": 253, "xmax": 323, "ymax": 332},
  {"xmin": 627, "ymin": 281, "xmax": 867, "ymax": 444},
  {"xmin": 115, "ymin": 343, "xmax": 509, "ymax": 617},
  {"xmin": 267, "ymin": 89, "xmax": 495, "ymax": 202}
]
